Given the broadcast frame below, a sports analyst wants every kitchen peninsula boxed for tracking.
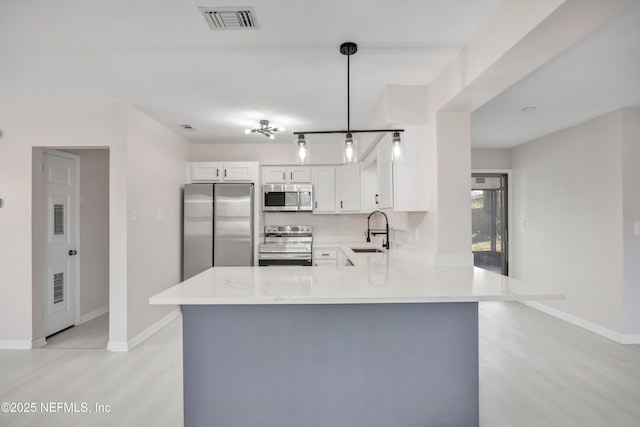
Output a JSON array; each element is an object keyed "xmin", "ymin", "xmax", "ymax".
[{"xmin": 150, "ymin": 249, "xmax": 562, "ymax": 427}]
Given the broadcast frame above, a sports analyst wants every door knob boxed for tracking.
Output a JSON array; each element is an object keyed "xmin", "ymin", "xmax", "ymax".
[{"xmin": 69, "ymin": 250, "xmax": 77, "ymax": 256}]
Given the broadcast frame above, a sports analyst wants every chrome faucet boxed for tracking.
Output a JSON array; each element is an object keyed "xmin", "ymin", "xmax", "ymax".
[{"xmin": 366, "ymin": 210, "xmax": 390, "ymax": 250}]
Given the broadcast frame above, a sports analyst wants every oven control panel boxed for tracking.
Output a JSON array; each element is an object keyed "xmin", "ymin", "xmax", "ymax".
[{"xmin": 264, "ymin": 225, "xmax": 312, "ymax": 235}]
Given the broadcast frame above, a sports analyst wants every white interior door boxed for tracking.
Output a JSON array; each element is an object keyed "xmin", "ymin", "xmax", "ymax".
[{"xmin": 44, "ymin": 151, "xmax": 78, "ymax": 337}]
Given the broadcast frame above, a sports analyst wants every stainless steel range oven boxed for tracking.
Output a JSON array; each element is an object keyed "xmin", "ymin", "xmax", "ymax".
[{"xmin": 258, "ymin": 225, "xmax": 313, "ymax": 266}]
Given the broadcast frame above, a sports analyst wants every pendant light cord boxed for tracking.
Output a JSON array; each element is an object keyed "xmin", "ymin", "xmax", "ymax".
[{"xmin": 347, "ymin": 52, "xmax": 350, "ymax": 133}]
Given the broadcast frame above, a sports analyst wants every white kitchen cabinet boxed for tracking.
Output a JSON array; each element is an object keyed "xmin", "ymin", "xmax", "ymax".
[
  {"xmin": 361, "ymin": 162, "xmax": 378, "ymax": 213},
  {"xmin": 262, "ymin": 166, "xmax": 311, "ymax": 184},
  {"xmin": 314, "ymin": 249, "xmax": 337, "ymax": 266},
  {"xmin": 392, "ymin": 126, "xmax": 428, "ymax": 211},
  {"xmin": 311, "ymin": 167, "xmax": 336, "ymax": 213},
  {"xmin": 313, "ymin": 248, "xmax": 352, "ymax": 266},
  {"xmin": 314, "ymin": 259, "xmax": 337, "ymax": 266},
  {"xmin": 362, "ymin": 126, "xmax": 429, "ymax": 212},
  {"xmin": 289, "ymin": 167, "xmax": 312, "ymax": 183},
  {"xmin": 262, "ymin": 167, "xmax": 287, "ymax": 183},
  {"xmin": 376, "ymin": 138, "xmax": 394, "ymax": 209},
  {"xmin": 223, "ymin": 163, "xmax": 253, "ymax": 181},
  {"xmin": 189, "ymin": 162, "xmax": 256, "ymax": 183},
  {"xmin": 191, "ymin": 163, "xmax": 222, "ymax": 182},
  {"xmin": 336, "ymin": 164, "xmax": 361, "ymax": 212}
]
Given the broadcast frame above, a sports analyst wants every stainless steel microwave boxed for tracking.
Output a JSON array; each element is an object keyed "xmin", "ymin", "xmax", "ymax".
[{"xmin": 262, "ymin": 184, "xmax": 313, "ymax": 212}]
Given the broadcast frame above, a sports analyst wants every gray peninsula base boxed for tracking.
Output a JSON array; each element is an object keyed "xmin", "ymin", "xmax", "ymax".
[{"xmin": 182, "ymin": 302, "xmax": 479, "ymax": 427}]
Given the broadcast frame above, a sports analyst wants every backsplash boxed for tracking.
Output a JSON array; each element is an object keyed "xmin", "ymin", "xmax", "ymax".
[
  {"xmin": 261, "ymin": 211, "xmax": 422, "ymax": 248},
  {"xmin": 262, "ymin": 212, "xmax": 369, "ymax": 240}
]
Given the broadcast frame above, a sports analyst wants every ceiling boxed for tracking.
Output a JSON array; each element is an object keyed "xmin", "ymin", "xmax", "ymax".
[
  {"xmin": 472, "ymin": 2, "xmax": 640, "ymax": 148},
  {"xmin": 1, "ymin": 0, "xmax": 638, "ymax": 148}
]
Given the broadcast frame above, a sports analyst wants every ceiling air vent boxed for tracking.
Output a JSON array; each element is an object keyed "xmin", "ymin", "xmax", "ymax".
[{"xmin": 199, "ymin": 7, "xmax": 259, "ymax": 30}]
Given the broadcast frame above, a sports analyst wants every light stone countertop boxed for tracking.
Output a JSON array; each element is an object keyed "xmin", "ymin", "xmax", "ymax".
[{"xmin": 150, "ymin": 242, "xmax": 563, "ymax": 305}]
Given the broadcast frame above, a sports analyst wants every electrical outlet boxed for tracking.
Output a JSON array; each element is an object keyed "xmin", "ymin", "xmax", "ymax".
[{"xmin": 635, "ymin": 222, "xmax": 640, "ymax": 236}]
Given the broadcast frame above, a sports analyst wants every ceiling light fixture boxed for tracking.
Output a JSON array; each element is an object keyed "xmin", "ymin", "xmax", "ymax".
[
  {"xmin": 293, "ymin": 42, "xmax": 404, "ymax": 164},
  {"xmin": 521, "ymin": 106, "xmax": 537, "ymax": 113},
  {"xmin": 244, "ymin": 120, "xmax": 284, "ymax": 139}
]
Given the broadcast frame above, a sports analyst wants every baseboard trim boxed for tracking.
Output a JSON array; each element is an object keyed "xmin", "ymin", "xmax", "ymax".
[
  {"xmin": 106, "ymin": 340, "xmax": 128, "ymax": 352},
  {"xmin": 520, "ymin": 301, "xmax": 640, "ymax": 345},
  {"xmin": 0, "ymin": 340, "xmax": 33, "ymax": 350},
  {"xmin": 31, "ymin": 337, "xmax": 47, "ymax": 348},
  {"xmin": 79, "ymin": 305, "xmax": 109, "ymax": 325},
  {"xmin": 107, "ymin": 308, "xmax": 181, "ymax": 353}
]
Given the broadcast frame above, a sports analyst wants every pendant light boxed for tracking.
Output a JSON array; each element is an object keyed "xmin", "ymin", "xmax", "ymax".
[
  {"xmin": 391, "ymin": 131, "xmax": 403, "ymax": 162},
  {"xmin": 293, "ymin": 42, "xmax": 404, "ymax": 164},
  {"xmin": 343, "ymin": 133, "xmax": 357, "ymax": 163},
  {"xmin": 295, "ymin": 134, "xmax": 310, "ymax": 164}
]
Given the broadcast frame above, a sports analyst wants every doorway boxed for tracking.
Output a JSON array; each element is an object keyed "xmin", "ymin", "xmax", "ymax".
[
  {"xmin": 471, "ymin": 173, "xmax": 508, "ymax": 275},
  {"xmin": 43, "ymin": 150, "xmax": 79, "ymax": 336},
  {"xmin": 35, "ymin": 148, "xmax": 110, "ymax": 349}
]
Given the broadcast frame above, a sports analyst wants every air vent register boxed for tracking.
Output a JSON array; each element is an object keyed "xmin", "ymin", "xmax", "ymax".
[{"xmin": 199, "ymin": 7, "xmax": 259, "ymax": 30}]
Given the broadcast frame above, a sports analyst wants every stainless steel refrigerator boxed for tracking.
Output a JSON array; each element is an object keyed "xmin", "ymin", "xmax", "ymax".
[{"xmin": 183, "ymin": 183, "xmax": 254, "ymax": 280}]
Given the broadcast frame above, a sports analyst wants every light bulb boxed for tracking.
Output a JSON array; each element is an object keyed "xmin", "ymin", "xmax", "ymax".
[
  {"xmin": 343, "ymin": 134, "xmax": 357, "ymax": 163},
  {"xmin": 295, "ymin": 136, "xmax": 309, "ymax": 164},
  {"xmin": 391, "ymin": 132, "xmax": 403, "ymax": 162},
  {"xmin": 244, "ymin": 129, "xmax": 252, "ymax": 135},
  {"xmin": 269, "ymin": 134, "xmax": 275, "ymax": 140}
]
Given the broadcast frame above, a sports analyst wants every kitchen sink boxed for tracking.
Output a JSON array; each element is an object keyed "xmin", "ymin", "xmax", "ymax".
[{"xmin": 350, "ymin": 247, "xmax": 384, "ymax": 253}]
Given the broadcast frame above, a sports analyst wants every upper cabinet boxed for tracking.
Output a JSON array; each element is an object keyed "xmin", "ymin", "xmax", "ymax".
[
  {"xmin": 310, "ymin": 165, "xmax": 361, "ymax": 214},
  {"xmin": 191, "ymin": 163, "xmax": 222, "ymax": 181},
  {"xmin": 311, "ymin": 167, "xmax": 336, "ymax": 213},
  {"xmin": 262, "ymin": 166, "xmax": 312, "ymax": 184},
  {"xmin": 223, "ymin": 163, "xmax": 254, "ymax": 181},
  {"xmin": 368, "ymin": 126, "xmax": 429, "ymax": 211},
  {"xmin": 336, "ymin": 164, "xmax": 361, "ymax": 212},
  {"xmin": 189, "ymin": 162, "xmax": 257, "ymax": 183},
  {"xmin": 376, "ymin": 138, "xmax": 394, "ymax": 209}
]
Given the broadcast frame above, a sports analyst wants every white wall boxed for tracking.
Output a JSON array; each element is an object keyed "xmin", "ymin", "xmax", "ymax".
[
  {"xmin": 125, "ymin": 106, "xmax": 190, "ymax": 342},
  {"xmin": 0, "ymin": 104, "xmax": 189, "ymax": 350},
  {"xmin": 0, "ymin": 105, "xmax": 127, "ymax": 348},
  {"xmin": 192, "ymin": 141, "xmax": 345, "ymax": 165},
  {"xmin": 31, "ymin": 148, "xmax": 46, "ymax": 343},
  {"xmin": 511, "ymin": 109, "xmax": 628, "ymax": 334},
  {"xmin": 471, "ymin": 148, "xmax": 511, "ymax": 169},
  {"xmin": 620, "ymin": 107, "xmax": 640, "ymax": 335}
]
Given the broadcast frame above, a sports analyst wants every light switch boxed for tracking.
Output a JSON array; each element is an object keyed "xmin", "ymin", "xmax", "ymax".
[
  {"xmin": 80, "ymin": 194, "xmax": 86, "ymax": 205},
  {"xmin": 157, "ymin": 210, "xmax": 163, "ymax": 221},
  {"xmin": 519, "ymin": 219, "xmax": 526, "ymax": 228},
  {"xmin": 130, "ymin": 209, "xmax": 137, "ymax": 222},
  {"xmin": 635, "ymin": 222, "xmax": 640, "ymax": 236}
]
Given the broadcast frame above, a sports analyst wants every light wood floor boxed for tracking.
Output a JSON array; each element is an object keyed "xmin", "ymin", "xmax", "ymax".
[
  {"xmin": 1, "ymin": 302, "xmax": 639, "ymax": 427},
  {"xmin": 44, "ymin": 313, "xmax": 109, "ymax": 350}
]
